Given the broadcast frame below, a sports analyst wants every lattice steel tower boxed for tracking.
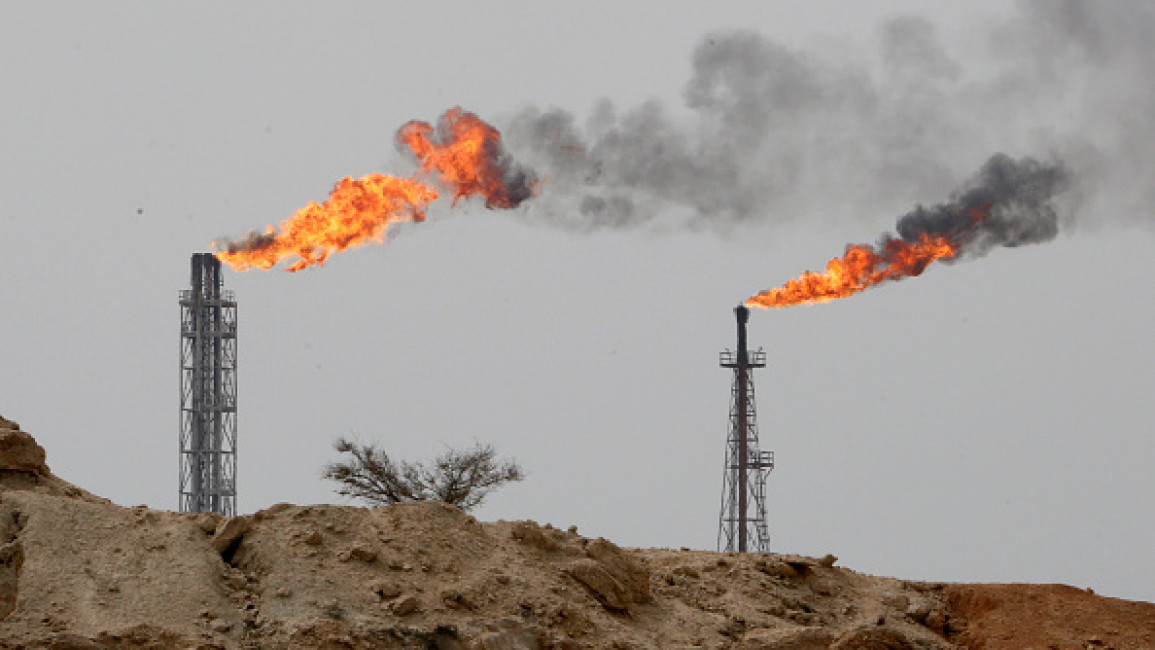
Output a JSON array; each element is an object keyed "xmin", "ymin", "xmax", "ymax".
[
  {"xmin": 718, "ymin": 305, "xmax": 774, "ymax": 552},
  {"xmin": 179, "ymin": 253, "xmax": 237, "ymax": 515}
]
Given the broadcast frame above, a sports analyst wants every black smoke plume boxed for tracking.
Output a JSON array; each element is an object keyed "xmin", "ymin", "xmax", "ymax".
[
  {"xmin": 897, "ymin": 154, "xmax": 1070, "ymax": 259},
  {"xmin": 502, "ymin": 1, "xmax": 1154, "ymax": 236}
]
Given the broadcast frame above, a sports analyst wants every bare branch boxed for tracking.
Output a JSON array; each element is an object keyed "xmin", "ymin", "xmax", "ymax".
[{"xmin": 322, "ymin": 438, "xmax": 524, "ymax": 512}]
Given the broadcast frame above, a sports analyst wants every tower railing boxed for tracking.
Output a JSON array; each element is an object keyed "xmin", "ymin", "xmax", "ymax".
[{"xmin": 719, "ymin": 349, "xmax": 767, "ymax": 367}]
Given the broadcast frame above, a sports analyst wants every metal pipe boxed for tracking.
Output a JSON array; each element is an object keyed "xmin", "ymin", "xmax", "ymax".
[{"xmin": 735, "ymin": 304, "xmax": 749, "ymax": 552}]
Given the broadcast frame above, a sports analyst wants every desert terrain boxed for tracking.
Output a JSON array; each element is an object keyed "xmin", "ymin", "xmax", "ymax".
[{"xmin": 1, "ymin": 415, "xmax": 1152, "ymax": 649}]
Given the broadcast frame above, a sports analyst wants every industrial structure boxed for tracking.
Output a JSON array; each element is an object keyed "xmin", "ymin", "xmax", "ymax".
[
  {"xmin": 179, "ymin": 253, "xmax": 238, "ymax": 515},
  {"xmin": 718, "ymin": 305, "xmax": 774, "ymax": 552}
]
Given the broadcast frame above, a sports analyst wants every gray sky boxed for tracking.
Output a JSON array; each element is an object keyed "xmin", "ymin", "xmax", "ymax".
[{"xmin": 2, "ymin": 1, "xmax": 1153, "ymax": 602}]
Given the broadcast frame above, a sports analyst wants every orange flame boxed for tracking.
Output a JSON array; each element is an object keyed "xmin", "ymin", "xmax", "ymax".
[
  {"xmin": 215, "ymin": 107, "xmax": 536, "ymax": 272},
  {"xmin": 397, "ymin": 107, "xmax": 532, "ymax": 209},
  {"xmin": 745, "ymin": 234, "xmax": 957, "ymax": 309},
  {"xmin": 216, "ymin": 174, "xmax": 438, "ymax": 272}
]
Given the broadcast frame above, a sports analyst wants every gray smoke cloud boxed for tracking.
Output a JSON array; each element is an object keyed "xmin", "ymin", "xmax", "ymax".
[
  {"xmin": 897, "ymin": 153, "xmax": 1070, "ymax": 259},
  {"xmin": 502, "ymin": 0, "xmax": 1155, "ymax": 239}
]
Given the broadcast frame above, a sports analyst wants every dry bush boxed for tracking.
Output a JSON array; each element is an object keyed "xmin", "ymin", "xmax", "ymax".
[{"xmin": 323, "ymin": 439, "xmax": 524, "ymax": 511}]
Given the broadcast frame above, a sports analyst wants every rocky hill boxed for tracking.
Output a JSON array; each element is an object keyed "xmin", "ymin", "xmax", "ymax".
[{"xmin": 1, "ymin": 416, "xmax": 1153, "ymax": 649}]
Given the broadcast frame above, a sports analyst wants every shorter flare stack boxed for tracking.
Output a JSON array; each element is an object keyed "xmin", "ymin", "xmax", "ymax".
[{"xmin": 718, "ymin": 305, "xmax": 774, "ymax": 553}]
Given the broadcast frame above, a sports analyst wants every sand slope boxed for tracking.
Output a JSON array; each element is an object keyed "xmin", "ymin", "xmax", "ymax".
[{"xmin": 1, "ymin": 418, "xmax": 1151, "ymax": 649}]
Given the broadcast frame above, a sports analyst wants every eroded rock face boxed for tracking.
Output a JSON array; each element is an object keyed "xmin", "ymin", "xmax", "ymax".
[
  {"xmin": 583, "ymin": 538, "xmax": 650, "ymax": 605},
  {"xmin": 0, "ymin": 429, "xmax": 47, "ymax": 475},
  {"xmin": 211, "ymin": 516, "xmax": 251, "ymax": 558},
  {"xmin": 568, "ymin": 559, "xmax": 633, "ymax": 612},
  {"xmin": 0, "ymin": 424, "xmax": 105, "ymax": 503},
  {"xmin": 567, "ymin": 538, "xmax": 652, "ymax": 612}
]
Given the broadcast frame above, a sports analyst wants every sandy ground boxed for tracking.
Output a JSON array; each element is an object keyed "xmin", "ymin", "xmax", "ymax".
[
  {"xmin": 1, "ymin": 418, "xmax": 1152, "ymax": 649},
  {"xmin": 946, "ymin": 583, "xmax": 1155, "ymax": 650}
]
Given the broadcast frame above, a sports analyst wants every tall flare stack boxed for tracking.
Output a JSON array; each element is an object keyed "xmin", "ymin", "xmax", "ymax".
[
  {"xmin": 179, "ymin": 253, "xmax": 238, "ymax": 515},
  {"xmin": 718, "ymin": 305, "xmax": 774, "ymax": 552}
]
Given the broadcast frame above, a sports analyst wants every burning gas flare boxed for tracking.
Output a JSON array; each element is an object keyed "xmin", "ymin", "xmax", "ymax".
[
  {"xmin": 746, "ymin": 233, "xmax": 959, "ymax": 309},
  {"xmin": 215, "ymin": 108, "xmax": 537, "ymax": 272},
  {"xmin": 397, "ymin": 109, "xmax": 535, "ymax": 210},
  {"xmin": 746, "ymin": 154, "xmax": 1069, "ymax": 309}
]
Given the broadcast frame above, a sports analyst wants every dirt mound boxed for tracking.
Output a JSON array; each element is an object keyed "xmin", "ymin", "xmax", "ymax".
[
  {"xmin": 0, "ymin": 418, "xmax": 106, "ymax": 503},
  {"xmin": 0, "ymin": 418, "xmax": 1151, "ymax": 648},
  {"xmin": 945, "ymin": 583, "xmax": 1155, "ymax": 649}
]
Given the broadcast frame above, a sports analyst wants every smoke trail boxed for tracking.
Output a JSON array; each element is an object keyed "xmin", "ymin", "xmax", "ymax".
[
  {"xmin": 503, "ymin": 24, "xmax": 965, "ymax": 228},
  {"xmin": 214, "ymin": 2, "xmax": 1152, "ymax": 273},
  {"xmin": 503, "ymin": 1, "xmax": 1154, "ymax": 233},
  {"xmin": 745, "ymin": 153, "xmax": 1070, "ymax": 309}
]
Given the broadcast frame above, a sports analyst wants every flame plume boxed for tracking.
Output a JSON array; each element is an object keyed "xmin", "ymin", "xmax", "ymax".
[
  {"xmin": 215, "ymin": 108, "xmax": 537, "ymax": 272},
  {"xmin": 746, "ymin": 233, "xmax": 958, "ymax": 309},
  {"xmin": 216, "ymin": 175, "xmax": 438, "ymax": 272},
  {"xmin": 397, "ymin": 108, "xmax": 536, "ymax": 209},
  {"xmin": 746, "ymin": 154, "xmax": 1069, "ymax": 309}
]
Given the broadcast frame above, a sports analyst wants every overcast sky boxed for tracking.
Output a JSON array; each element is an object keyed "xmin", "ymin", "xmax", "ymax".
[{"xmin": 2, "ymin": 1, "xmax": 1153, "ymax": 602}]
